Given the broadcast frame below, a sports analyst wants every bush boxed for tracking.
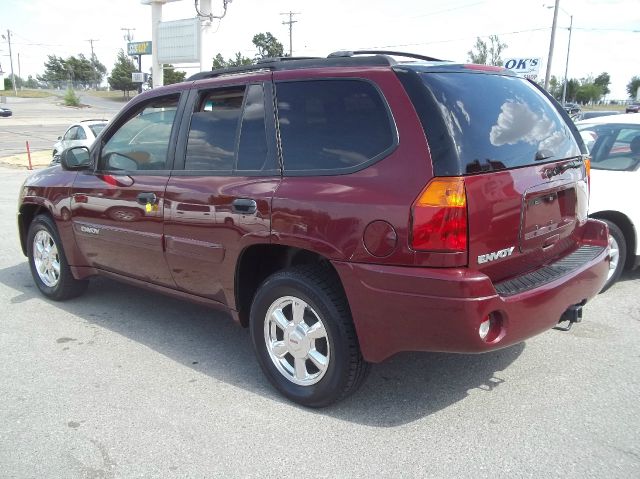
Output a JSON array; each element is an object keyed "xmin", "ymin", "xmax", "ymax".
[{"xmin": 64, "ymin": 88, "xmax": 80, "ymax": 107}]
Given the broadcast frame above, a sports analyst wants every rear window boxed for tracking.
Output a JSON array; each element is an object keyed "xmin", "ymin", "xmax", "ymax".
[
  {"xmin": 405, "ymin": 71, "xmax": 581, "ymax": 175},
  {"xmin": 89, "ymin": 124, "xmax": 106, "ymax": 136},
  {"xmin": 276, "ymin": 80, "xmax": 396, "ymax": 174}
]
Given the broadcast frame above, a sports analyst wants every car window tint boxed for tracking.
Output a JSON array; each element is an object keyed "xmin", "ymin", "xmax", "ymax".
[
  {"xmin": 578, "ymin": 125, "xmax": 640, "ymax": 171},
  {"xmin": 408, "ymin": 72, "xmax": 581, "ymax": 175},
  {"xmin": 76, "ymin": 127, "xmax": 87, "ymax": 140},
  {"xmin": 100, "ymin": 95, "xmax": 179, "ymax": 171},
  {"xmin": 185, "ymin": 87, "xmax": 245, "ymax": 171},
  {"xmin": 236, "ymin": 84, "xmax": 269, "ymax": 171},
  {"xmin": 276, "ymin": 80, "xmax": 395, "ymax": 173}
]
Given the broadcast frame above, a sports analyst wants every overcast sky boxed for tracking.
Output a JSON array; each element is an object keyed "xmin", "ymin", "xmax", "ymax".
[{"xmin": 0, "ymin": 0, "xmax": 638, "ymax": 98}]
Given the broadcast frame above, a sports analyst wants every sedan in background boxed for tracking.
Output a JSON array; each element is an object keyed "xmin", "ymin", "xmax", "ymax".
[
  {"xmin": 51, "ymin": 119, "xmax": 107, "ymax": 164},
  {"xmin": 572, "ymin": 111, "xmax": 621, "ymax": 122},
  {"xmin": 576, "ymin": 113, "xmax": 640, "ymax": 291},
  {"xmin": 625, "ymin": 103, "xmax": 640, "ymax": 113},
  {"xmin": 0, "ymin": 107, "xmax": 12, "ymax": 117}
]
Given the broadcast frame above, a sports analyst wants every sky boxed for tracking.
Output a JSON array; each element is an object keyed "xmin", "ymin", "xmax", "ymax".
[{"xmin": 0, "ymin": 0, "xmax": 638, "ymax": 99}]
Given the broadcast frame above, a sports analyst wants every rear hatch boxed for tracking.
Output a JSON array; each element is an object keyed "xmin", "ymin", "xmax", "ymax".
[{"xmin": 396, "ymin": 66, "xmax": 588, "ymax": 282}]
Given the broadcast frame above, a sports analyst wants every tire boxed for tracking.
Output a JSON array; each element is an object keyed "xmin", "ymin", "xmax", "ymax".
[
  {"xmin": 600, "ymin": 219, "xmax": 627, "ymax": 293},
  {"xmin": 249, "ymin": 264, "xmax": 370, "ymax": 407},
  {"xmin": 27, "ymin": 214, "xmax": 88, "ymax": 301}
]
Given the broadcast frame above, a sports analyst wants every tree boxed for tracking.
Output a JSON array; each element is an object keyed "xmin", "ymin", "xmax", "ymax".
[
  {"xmin": 593, "ymin": 72, "xmax": 611, "ymax": 96},
  {"xmin": 38, "ymin": 53, "xmax": 106, "ymax": 89},
  {"xmin": 148, "ymin": 64, "xmax": 187, "ymax": 86},
  {"xmin": 576, "ymin": 83, "xmax": 603, "ymax": 104},
  {"xmin": 108, "ymin": 50, "xmax": 136, "ymax": 98},
  {"xmin": 467, "ymin": 35, "xmax": 507, "ymax": 66},
  {"xmin": 90, "ymin": 54, "xmax": 107, "ymax": 88},
  {"xmin": 252, "ymin": 32, "xmax": 284, "ymax": 59},
  {"xmin": 212, "ymin": 52, "xmax": 252, "ymax": 69},
  {"xmin": 627, "ymin": 76, "xmax": 640, "ymax": 99}
]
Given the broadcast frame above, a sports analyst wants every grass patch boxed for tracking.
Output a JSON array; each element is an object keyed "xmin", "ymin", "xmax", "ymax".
[
  {"xmin": 581, "ymin": 104, "xmax": 626, "ymax": 112},
  {"xmin": 15, "ymin": 89, "xmax": 54, "ymax": 98}
]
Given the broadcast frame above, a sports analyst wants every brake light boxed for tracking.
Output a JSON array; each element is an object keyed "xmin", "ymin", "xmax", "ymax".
[{"xmin": 411, "ymin": 177, "xmax": 468, "ymax": 252}]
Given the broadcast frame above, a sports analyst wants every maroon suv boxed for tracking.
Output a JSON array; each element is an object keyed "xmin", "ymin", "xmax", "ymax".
[{"xmin": 18, "ymin": 51, "xmax": 609, "ymax": 407}]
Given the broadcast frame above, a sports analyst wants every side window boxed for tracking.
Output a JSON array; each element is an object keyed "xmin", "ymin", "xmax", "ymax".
[
  {"xmin": 275, "ymin": 80, "xmax": 395, "ymax": 173},
  {"xmin": 100, "ymin": 94, "xmax": 179, "ymax": 171},
  {"xmin": 237, "ymin": 84, "xmax": 269, "ymax": 171},
  {"xmin": 64, "ymin": 127, "xmax": 78, "ymax": 141},
  {"xmin": 580, "ymin": 125, "xmax": 640, "ymax": 171},
  {"xmin": 76, "ymin": 127, "xmax": 87, "ymax": 140},
  {"xmin": 185, "ymin": 87, "xmax": 245, "ymax": 171}
]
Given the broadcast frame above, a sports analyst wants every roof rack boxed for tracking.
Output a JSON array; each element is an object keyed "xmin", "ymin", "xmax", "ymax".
[
  {"xmin": 80, "ymin": 119, "xmax": 108, "ymax": 122},
  {"xmin": 328, "ymin": 50, "xmax": 444, "ymax": 62},
  {"xmin": 186, "ymin": 50, "xmax": 443, "ymax": 82}
]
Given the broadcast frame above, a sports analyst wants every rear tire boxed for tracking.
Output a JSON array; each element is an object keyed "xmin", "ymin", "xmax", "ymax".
[
  {"xmin": 27, "ymin": 214, "xmax": 88, "ymax": 301},
  {"xmin": 249, "ymin": 265, "xmax": 369, "ymax": 407},
  {"xmin": 600, "ymin": 220, "xmax": 626, "ymax": 293}
]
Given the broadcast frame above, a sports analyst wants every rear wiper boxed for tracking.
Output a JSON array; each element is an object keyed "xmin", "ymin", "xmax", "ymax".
[{"xmin": 535, "ymin": 150, "xmax": 554, "ymax": 161}]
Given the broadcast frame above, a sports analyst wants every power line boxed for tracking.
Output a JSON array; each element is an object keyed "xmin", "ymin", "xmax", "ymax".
[{"xmin": 280, "ymin": 11, "xmax": 301, "ymax": 56}]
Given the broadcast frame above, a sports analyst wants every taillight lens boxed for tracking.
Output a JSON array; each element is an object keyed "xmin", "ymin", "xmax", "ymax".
[
  {"xmin": 411, "ymin": 177, "xmax": 467, "ymax": 252},
  {"xmin": 584, "ymin": 156, "xmax": 591, "ymax": 192}
]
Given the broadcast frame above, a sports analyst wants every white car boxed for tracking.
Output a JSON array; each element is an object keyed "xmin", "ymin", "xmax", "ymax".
[
  {"xmin": 576, "ymin": 112, "xmax": 640, "ymax": 291},
  {"xmin": 52, "ymin": 119, "xmax": 108, "ymax": 164}
]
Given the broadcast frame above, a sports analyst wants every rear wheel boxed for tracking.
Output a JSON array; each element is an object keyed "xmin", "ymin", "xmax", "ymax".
[
  {"xmin": 600, "ymin": 220, "xmax": 626, "ymax": 293},
  {"xmin": 249, "ymin": 265, "xmax": 369, "ymax": 407},
  {"xmin": 27, "ymin": 214, "xmax": 88, "ymax": 300}
]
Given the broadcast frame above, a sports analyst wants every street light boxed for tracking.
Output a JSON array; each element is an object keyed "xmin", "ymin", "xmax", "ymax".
[{"xmin": 546, "ymin": 4, "xmax": 573, "ymax": 106}]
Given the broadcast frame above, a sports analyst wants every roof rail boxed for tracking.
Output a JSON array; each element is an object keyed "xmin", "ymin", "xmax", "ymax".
[
  {"xmin": 80, "ymin": 119, "xmax": 108, "ymax": 122},
  {"xmin": 186, "ymin": 54, "xmax": 396, "ymax": 82},
  {"xmin": 328, "ymin": 50, "xmax": 445, "ymax": 62}
]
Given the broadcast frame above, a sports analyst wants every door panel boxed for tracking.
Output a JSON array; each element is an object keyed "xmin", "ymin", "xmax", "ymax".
[
  {"xmin": 71, "ymin": 173, "xmax": 175, "ymax": 286},
  {"xmin": 164, "ymin": 176, "xmax": 279, "ymax": 303}
]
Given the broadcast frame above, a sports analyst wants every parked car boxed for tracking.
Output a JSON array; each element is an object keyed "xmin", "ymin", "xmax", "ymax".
[
  {"xmin": 563, "ymin": 102, "xmax": 581, "ymax": 115},
  {"xmin": 0, "ymin": 106, "xmax": 12, "ymax": 117},
  {"xmin": 625, "ymin": 103, "xmax": 640, "ymax": 113},
  {"xmin": 576, "ymin": 112, "xmax": 640, "ymax": 291},
  {"xmin": 18, "ymin": 51, "xmax": 609, "ymax": 407},
  {"xmin": 51, "ymin": 119, "xmax": 108, "ymax": 164},
  {"xmin": 572, "ymin": 110, "xmax": 621, "ymax": 122}
]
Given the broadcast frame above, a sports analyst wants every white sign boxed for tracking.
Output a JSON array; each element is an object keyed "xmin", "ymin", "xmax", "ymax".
[
  {"xmin": 157, "ymin": 18, "xmax": 201, "ymax": 64},
  {"xmin": 503, "ymin": 58, "xmax": 541, "ymax": 80},
  {"xmin": 132, "ymin": 72, "xmax": 145, "ymax": 83}
]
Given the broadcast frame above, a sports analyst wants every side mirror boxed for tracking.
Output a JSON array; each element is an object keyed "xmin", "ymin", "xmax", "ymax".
[{"xmin": 61, "ymin": 146, "xmax": 92, "ymax": 170}]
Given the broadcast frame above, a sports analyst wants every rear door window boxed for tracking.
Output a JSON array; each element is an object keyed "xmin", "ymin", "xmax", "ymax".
[
  {"xmin": 275, "ymin": 80, "xmax": 396, "ymax": 174},
  {"xmin": 183, "ymin": 84, "xmax": 274, "ymax": 174},
  {"xmin": 401, "ymin": 71, "xmax": 581, "ymax": 175}
]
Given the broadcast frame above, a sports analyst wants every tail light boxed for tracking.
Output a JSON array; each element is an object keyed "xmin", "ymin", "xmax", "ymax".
[
  {"xmin": 584, "ymin": 156, "xmax": 591, "ymax": 192},
  {"xmin": 410, "ymin": 177, "xmax": 467, "ymax": 252}
]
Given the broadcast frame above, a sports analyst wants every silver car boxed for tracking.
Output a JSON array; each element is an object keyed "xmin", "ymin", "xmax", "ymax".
[{"xmin": 51, "ymin": 120, "xmax": 107, "ymax": 164}]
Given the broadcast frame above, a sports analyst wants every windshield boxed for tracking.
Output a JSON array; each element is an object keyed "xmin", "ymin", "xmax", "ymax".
[
  {"xmin": 577, "ymin": 123, "xmax": 640, "ymax": 171},
  {"xmin": 415, "ymin": 72, "xmax": 581, "ymax": 175}
]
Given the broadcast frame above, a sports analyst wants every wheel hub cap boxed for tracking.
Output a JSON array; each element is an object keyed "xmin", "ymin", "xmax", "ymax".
[
  {"xmin": 33, "ymin": 230, "xmax": 61, "ymax": 288},
  {"xmin": 264, "ymin": 296, "xmax": 330, "ymax": 386}
]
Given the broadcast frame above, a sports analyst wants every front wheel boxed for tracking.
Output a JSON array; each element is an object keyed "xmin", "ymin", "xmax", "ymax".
[
  {"xmin": 600, "ymin": 219, "xmax": 627, "ymax": 293},
  {"xmin": 27, "ymin": 214, "xmax": 88, "ymax": 300},
  {"xmin": 249, "ymin": 265, "xmax": 369, "ymax": 407}
]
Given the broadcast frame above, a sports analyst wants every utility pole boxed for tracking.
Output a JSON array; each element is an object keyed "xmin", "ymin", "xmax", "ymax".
[
  {"xmin": 3, "ymin": 30, "xmax": 17, "ymax": 96},
  {"xmin": 544, "ymin": 0, "xmax": 560, "ymax": 91},
  {"xmin": 87, "ymin": 38, "xmax": 99, "ymax": 89},
  {"xmin": 17, "ymin": 53, "xmax": 21, "ymax": 90},
  {"xmin": 561, "ymin": 15, "xmax": 573, "ymax": 106},
  {"xmin": 280, "ymin": 11, "xmax": 300, "ymax": 56},
  {"xmin": 121, "ymin": 27, "xmax": 136, "ymax": 45}
]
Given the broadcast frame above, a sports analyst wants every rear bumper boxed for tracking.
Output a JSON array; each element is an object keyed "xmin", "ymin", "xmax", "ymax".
[{"xmin": 333, "ymin": 219, "xmax": 609, "ymax": 363}]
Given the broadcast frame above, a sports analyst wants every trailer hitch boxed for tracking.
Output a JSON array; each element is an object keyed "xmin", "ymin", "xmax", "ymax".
[{"xmin": 554, "ymin": 302, "xmax": 585, "ymax": 331}]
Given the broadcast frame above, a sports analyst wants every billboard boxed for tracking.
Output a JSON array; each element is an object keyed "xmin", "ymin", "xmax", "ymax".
[
  {"xmin": 503, "ymin": 58, "xmax": 541, "ymax": 80},
  {"xmin": 157, "ymin": 18, "xmax": 201, "ymax": 64},
  {"xmin": 128, "ymin": 41, "xmax": 152, "ymax": 56}
]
